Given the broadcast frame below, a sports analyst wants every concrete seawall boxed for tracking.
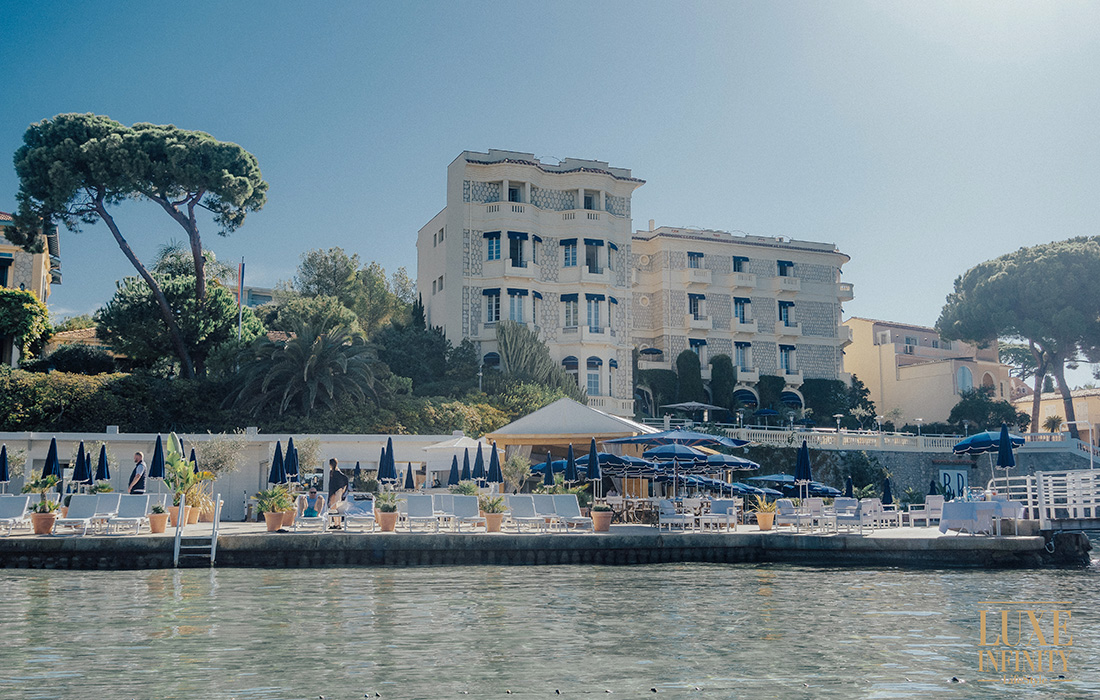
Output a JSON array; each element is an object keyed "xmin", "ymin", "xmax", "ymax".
[{"xmin": 0, "ymin": 529, "xmax": 1090, "ymax": 570}]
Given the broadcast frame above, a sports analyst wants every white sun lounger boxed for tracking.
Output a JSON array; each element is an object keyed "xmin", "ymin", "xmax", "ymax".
[
  {"xmin": 405, "ymin": 494, "xmax": 442, "ymax": 532},
  {"xmin": 451, "ymin": 495, "xmax": 486, "ymax": 532},
  {"xmin": 54, "ymin": 494, "xmax": 100, "ymax": 536},
  {"xmin": 552, "ymin": 494, "xmax": 593, "ymax": 532},
  {"xmin": 294, "ymin": 493, "xmax": 330, "ymax": 532},
  {"xmin": 107, "ymin": 495, "xmax": 150, "ymax": 535},
  {"xmin": 658, "ymin": 500, "xmax": 694, "ymax": 531},
  {"xmin": 0, "ymin": 495, "xmax": 31, "ymax": 536},
  {"xmin": 92, "ymin": 493, "xmax": 122, "ymax": 533},
  {"xmin": 532, "ymin": 494, "xmax": 564, "ymax": 532},
  {"xmin": 341, "ymin": 498, "xmax": 376, "ymax": 532},
  {"xmin": 507, "ymin": 495, "xmax": 549, "ymax": 533}
]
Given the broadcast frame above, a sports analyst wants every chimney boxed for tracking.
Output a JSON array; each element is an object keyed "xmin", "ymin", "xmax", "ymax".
[{"xmin": 648, "ymin": 219, "xmax": 655, "ymax": 231}]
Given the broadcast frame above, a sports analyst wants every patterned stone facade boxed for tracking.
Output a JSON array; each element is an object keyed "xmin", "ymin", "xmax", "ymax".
[
  {"xmin": 463, "ymin": 180, "xmax": 501, "ymax": 204},
  {"xmin": 530, "ymin": 186, "xmax": 575, "ymax": 211}
]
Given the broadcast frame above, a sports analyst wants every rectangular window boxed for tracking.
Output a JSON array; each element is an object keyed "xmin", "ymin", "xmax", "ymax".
[
  {"xmin": 487, "ymin": 237, "xmax": 500, "ymax": 261},
  {"xmin": 777, "ymin": 260, "xmax": 794, "ymax": 277},
  {"xmin": 563, "ymin": 243, "xmax": 577, "ymax": 267},
  {"xmin": 431, "ymin": 280, "xmax": 437, "ymax": 294},
  {"xmin": 508, "ymin": 187, "xmax": 521, "ymax": 203},
  {"xmin": 587, "ymin": 298, "xmax": 601, "ymax": 332},
  {"xmin": 438, "ymin": 227, "xmax": 444, "ymax": 242},
  {"xmin": 689, "ymin": 296, "xmax": 702, "ymax": 319},
  {"xmin": 486, "ymin": 293, "xmax": 500, "ymax": 323},
  {"xmin": 931, "ymin": 339, "xmax": 940, "ymax": 349},
  {"xmin": 585, "ymin": 244, "xmax": 601, "ymax": 273},
  {"xmin": 688, "ymin": 252, "xmax": 703, "ymax": 269},
  {"xmin": 564, "ymin": 300, "xmax": 578, "ymax": 328},
  {"xmin": 509, "ymin": 294, "xmax": 524, "ymax": 322},
  {"xmin": 735, "ymin": 344, "xmax": 750, "ymax": 371},
  {"xmin": 437, "ymin": 275, "xmax": 443, "ymax": 292},
  {"xmin": 587, "ymin": 371, "xmax": 600, "ymax": 396},
  {"xmin": 584, "ymin": 194, "xmax": 594, "ymax": 210},
  {"xmin": 780, "ymin": 346, "xmax": 795, "ymax": 373},
  {"xmin": 778, "ymin": 301, "xmax": 794, "ymax": 326},
  {"xmin": 532, "ymin": 241, "xmax": 539, "ymax": 265},
  {"xmin": 433, "ymin": 233, "xmax": 437, "ymax": 247},
  {"xmin": 905, "ymin": 336, "xmax": 918, "ymax": 345},
  {"xmin": 732, "ymin": 256, "xmax": 746, "ymax": 273},
  {"xmin": 509, "ymin": 237, "xmax": 525, "ymax": 268},
  {"xmin": 734, "ymin": 298, "xmax": 749, "ymax": 323}
]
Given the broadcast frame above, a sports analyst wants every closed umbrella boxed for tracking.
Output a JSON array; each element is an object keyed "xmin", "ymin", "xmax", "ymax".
[
  {"xmin": 384, "ymin": 437, "xmax": 396, "ymax": 481},
  {"xmin": 460, "ymin": 449, "xmax": 472, "ymax": 481},
  {"xmin": 845, "ymin": 475, "xmax": 854, "ymax": 498},
  {"xmin": 473, "ymin": 443, "xmax": 486, "ymax": 481},
  {"xmin": 793, "ymin": 440, "xmax": 813, "ymax": 500},
  {"xmin": 268, "ymin": 442, "xmax": 288, "ymax": 485},
  {"xmin": 403, "ymin": 463, "xmax": 415, "ymax": 490},
  {"xmin": 0, "ymin": 445, "xmax": 8, "ymax": 493},
  {"xmin": 882, "ymin": 477, "xmax": 893, "ymax": 506},
  {"xmin": 564, "ymin": 444, "xmax": 578, "ymax": 483},
  {"xmin": 285, "ymin": 437, "xmax": 299, "ymax": 482},
  {"xmin": 149, "ymin": 435, "xmax": 166, "ymax": 480},
  {"xmin": 447, "ymin": 455, "xmax": 460, "ymax": 486},
  {"xmin": 42, "ymin": 437, "xmax": 61, "ymax": 479},
  {"xmin": 95, "ymin": 444, "xmax": 111, "ymax": 482},
  {"xmin": 189, "ymin": 448, "xmax": 199, "ymax": 474},
  {"xmin": 543, "ymin": 455, "xmax": 556, "ymax": 486},
  {"xmin": 72, "ymin": 442, "xmax": 91, "ymax": 487},
  {"xmin": 587, "ymin": 437, "xmax": 602, "ymax": 500},
  {"xmin": 353, "ymin": 461, "xmax": 362, "ymax": 481},
  {"xmin": 995, "ymin": 422, "xmax": 1017, "ymax": 474},
  {"xmin": 928, "ymin": 479, "xmax": 939, "ymax": 496},
  {"xmin": 487, "ymin": 442, "xmax": 503, "ymax": 486}
]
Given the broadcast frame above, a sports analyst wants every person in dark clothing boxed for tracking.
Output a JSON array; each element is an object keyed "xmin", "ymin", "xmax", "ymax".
[
  {"xmin": 128, "ymin": 452, "xmax": 147, "ymax": 494},
  {"xmin": 328, "ymin": 458, "xmax": 350, "ymax": 510}
]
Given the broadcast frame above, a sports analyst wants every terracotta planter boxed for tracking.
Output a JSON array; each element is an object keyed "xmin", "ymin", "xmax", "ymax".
[
  {"xmin": 484, "ymin": 512, "xmax": 504, "ymax": 533},
  {"xmin": 198, "ymin": 509, "xmax": 216, "ymax": 523},
  {"xmin": 282, "ymin": 509, "xmax": 297, "ymax": 528},
  {"xmin": 60, "ymin": 507, "xmax": 68, "ymax": 518},
  {"xmin": 592, "ymin": 510, "xmax": 613, "ymax": 532},
  {"xmin": 377, "ymin": 511, "xmax": 398, "ymax": 532},
  {"xmin": 186, "ymin": 506, "xmax": 201, "ymax": 525},
  {"xmin": 167, "ymin": 505, "xmax": 192, "ymax": 527},
  {"xmin": 756, "ymin": 512, "xmax": 775, "ymax": 531},
  {"xmin": 264, "ymin": 512, "xmax": 284, "ymax": 532},
  {"xmin": 148, "ymin": 512, "xmax": 170, "ymax": 533},
  {"xmin": 30, "ymin": 512, "xmax": 57, "ymax": 535}
]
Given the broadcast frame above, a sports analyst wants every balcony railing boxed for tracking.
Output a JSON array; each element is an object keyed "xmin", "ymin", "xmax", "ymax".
[
  {"xmin": 685, "ymin": 314, "xmax": 712, "ymax": 330},
  {"xmin": 732, "ymin": 318, "xmax": 757, "ymax": 334},
  {"xmin": 681, "ymin": 267, "xmax": 712, "ymax": 285},
  {"xmin": 783, "ymin": 369, "xmax": 804, "ymax": 385},
  {"xmin": 736, "ymin": 368, "xmax": 759, "ymax": 383},
  {"xmin": 773, "ymin": 276, "xmax": 801, "ymax": 293},
  {"xmin": 731, "ymin": 272, "xmax": 756, "ymax": 288},
  {"xmin": 775, "ymin": 320, "xmax": 801, "ymax": 337},
  {"xmin": 586, "ymin": 396, "xmax": 634, "ymax": 416},
  {"xmin": 839, "ymin": 282, "xmax": 854, "ymax": 301}
]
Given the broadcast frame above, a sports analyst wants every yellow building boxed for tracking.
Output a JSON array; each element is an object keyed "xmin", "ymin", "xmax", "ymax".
[
  {"xmin": 842, "ymin": 317, "xmax": 1014, "ymax": 424},
  {"xmin": 1013, "ymin": 389, "xmax": 1100, "ymax": 444},
  {"xmin": 1, "ymin": 211, "xmax": 61, "ymax": 366}
]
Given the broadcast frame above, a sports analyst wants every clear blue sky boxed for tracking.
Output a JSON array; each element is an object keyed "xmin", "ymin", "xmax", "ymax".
[{"xmin": 3, "ymin": 1, "xmax": 1098, "ymax": 379}]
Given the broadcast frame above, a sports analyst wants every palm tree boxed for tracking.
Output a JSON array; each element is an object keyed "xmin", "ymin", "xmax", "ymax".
[
  {"xmin": 1043, "ymin": 415, "xmax": 1065, "ymax": 433},
  {"xmin": 229, "ymin": 325, "xmax": 385, "ymax": 416}
]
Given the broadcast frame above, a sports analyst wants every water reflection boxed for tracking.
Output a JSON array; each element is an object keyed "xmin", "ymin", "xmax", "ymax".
[{"xmin": 0, "ymin": 548, "xmax": 1096, "ymax": 699}]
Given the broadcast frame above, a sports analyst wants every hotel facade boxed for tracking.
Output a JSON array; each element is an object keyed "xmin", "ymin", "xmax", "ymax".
[{"xmin": 418, "ymin": 150, "xmax": 852, "ymax": 417}]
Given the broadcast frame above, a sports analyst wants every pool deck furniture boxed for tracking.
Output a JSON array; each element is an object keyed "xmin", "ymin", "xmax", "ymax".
[{"xmin": 0, "ymin": 496, "xmax": 31, "ymax": 536}]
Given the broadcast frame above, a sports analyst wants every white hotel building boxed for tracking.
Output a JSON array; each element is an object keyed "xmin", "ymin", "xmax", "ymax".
[{"xmin": 417, "ymin": 150, "xmax": 852, "ymax": 417}]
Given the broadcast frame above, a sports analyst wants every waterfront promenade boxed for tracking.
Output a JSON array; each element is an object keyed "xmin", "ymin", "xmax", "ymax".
[{"xmin": 0, "ymin": 522, "xmax": 1089, "ymax": 570}]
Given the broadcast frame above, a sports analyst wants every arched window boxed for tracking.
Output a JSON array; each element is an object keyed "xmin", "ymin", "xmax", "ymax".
[
  {"xmin": 733, "ymin": 389, "xmax": 758, "ymax": 407},
  {"xmin": 562, "ymin": 356, "xmax": 579, "ymax": 387},
  {"xmin": 957, "ymin": 366, "xmax": 973, "ymax": 393},
  {"xmin": 982, "ymin": 373, "xmax": 995, "ymax": 388},
  {"xmin": 483, "ymin": 352, "xmax": 500, "ymax": 368},
  {"xmin": 780, "ymin": 391, "xmax": 803, "ymax": 409}
]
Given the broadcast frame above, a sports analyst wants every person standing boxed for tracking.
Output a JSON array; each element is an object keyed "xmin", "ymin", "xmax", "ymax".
[
  {"xmin": 327, "ymin": 458, "xmax": 350, "ymax": 529},
  {"xmin": 128, "ymin": 452, "xmax": 147, "ymax": 495}
]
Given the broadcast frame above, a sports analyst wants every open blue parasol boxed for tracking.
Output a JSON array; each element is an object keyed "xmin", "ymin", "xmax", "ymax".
[{"xmin": 605, "ymin": 429, "xmax": 751, "ymax": 449}]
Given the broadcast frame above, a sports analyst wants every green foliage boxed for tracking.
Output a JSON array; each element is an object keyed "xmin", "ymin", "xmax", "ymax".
[
  {"xmin": 675, "ymin": 350, "xmax": 705, "ymax": 402},
  {"xmin": 271, "ymin": 294, "xmax": 361, "ymax": 336},
  {"xmin": 229, "ymin": 325, "xmax": 385, "ymax": 417},
  {"xmin": 151, "ymin": 503, "xmax": 167, "ymax": 514},
  {"xmin": 708, "ymin": 354, "xmax": 736, "ymax": 409},
  {"xmin": 495, "ymin": 320, "xmax": 586, "ymax": 402},
  {"xmin": 449, "ymin": 481, "xmax": 479, "ymax": 496},
  {"xmin": 294, "ymin": 247, "xmax": 362, "ymax": 308},
  {"xmin": 374, "ymin": 492, "xmax": 399, "ymax": 512},
  {"xmin": 752, "ymin": 496, "xmax": 777, "ymax": 513},
  {"xmin": 255, "ymin": 485, "xmax": 294, "ymax": 514},
  {"xmin": 354, "ymin": 261, "xmax": 398, "ymax": 336},
  {"xmin": 501, "ymin": 453, "xmax": 532, "ymax": 493},
  {"xmin": 1042, "ymin": 415, "xmax": 1064, "ymax": 433},
  {"xmin": 637, "ymin": 369, "xmax": 678, "ymax": 414},
  {"xmin": 756, "ymin": 375, "xmax": 786, "ymax": 411},
  {"xmin": 34, "ymin": 344, "xmax": 116, "ymax": 375},
  {"xmin": 374, "ymin": 318, "xmax": 456, "ymax": 395},
  {"xmin": 0, "ymin": 289, "xmax": 50, "ymax": 356},
  {"xmin": 95, "ymin": 267, "xmax": 263, "ymax": 376},
  {"xmin": 937, "ymin": 236, "xmax": 1100, "ymax": 438},
  {"xmin": 800, "ymin": 378, "xmax": 851, "ymax": 425},
  {"xmin": 533, "ymin": 475, "xmax": 592, "ymax": 508},
  {"xmin": 52, "ymin": 314, "xmax": 94, "ymax": 333},
  {"xmin": 478, "ymin": 494, "xmax": 507, "ymax": 513},
  {"xmin": 947, "ymin": 387, "xmax": 1029, "ymax": 432},
  {"xmin": 999, "ymin": 342, "xmax": 1044, "ymax": 381},
  {"xmin": 11, "ymin": 113, "xmax": 267, "ymax": 379},
  {"xmin": 194, "ymin": 430, "xmax": 249, "ymax": 479}
]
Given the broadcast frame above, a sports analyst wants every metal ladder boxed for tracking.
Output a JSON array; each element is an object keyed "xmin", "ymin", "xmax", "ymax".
[{"xmin": 173, "ymin": 493, "xmax": 223, "ymax": 567}]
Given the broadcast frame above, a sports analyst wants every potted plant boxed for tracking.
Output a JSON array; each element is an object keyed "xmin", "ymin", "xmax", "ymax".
[
  {"xmin": 591, "ymin": 503, "xmax": 613, "ymax": 532},
  {"xmin": 478, "ymin": 494, "xmax": 507, "ymax": 533},
  {"xmin": 255, "ymin": 486, "xmax": 293, "ymax": 532},
  {"xmin": 23, "ymin": 476, "xmax": 61, "ymax": 535},
  {"xmin": 148, "ymin": 503, "xmax": 170, "ymax": 533},
  {"xmin": 753, "ymin": 496, "xmax": 777, "ymax": 531},
  {"xmin": 375, "ymin": 492, "xmax": 399, "ymax": 531},
  {"xmin": 163, "ymin": 433, "xmax": 214, "ymax": 526},
  {"xmin": 449, "ymin": 480, "xmax": 479, "ymax": 496}
]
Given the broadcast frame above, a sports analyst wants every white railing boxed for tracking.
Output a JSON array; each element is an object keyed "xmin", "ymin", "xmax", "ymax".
[{"xmin": 991, "ymin": 471, "xmax": 1100, "ymax": 528}]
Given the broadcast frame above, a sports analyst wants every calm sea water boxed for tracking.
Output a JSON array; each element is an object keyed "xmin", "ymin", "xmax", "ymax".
[{"xmin": 1, "ymin": 540, "xmax": 1097, "ymax": 700}]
